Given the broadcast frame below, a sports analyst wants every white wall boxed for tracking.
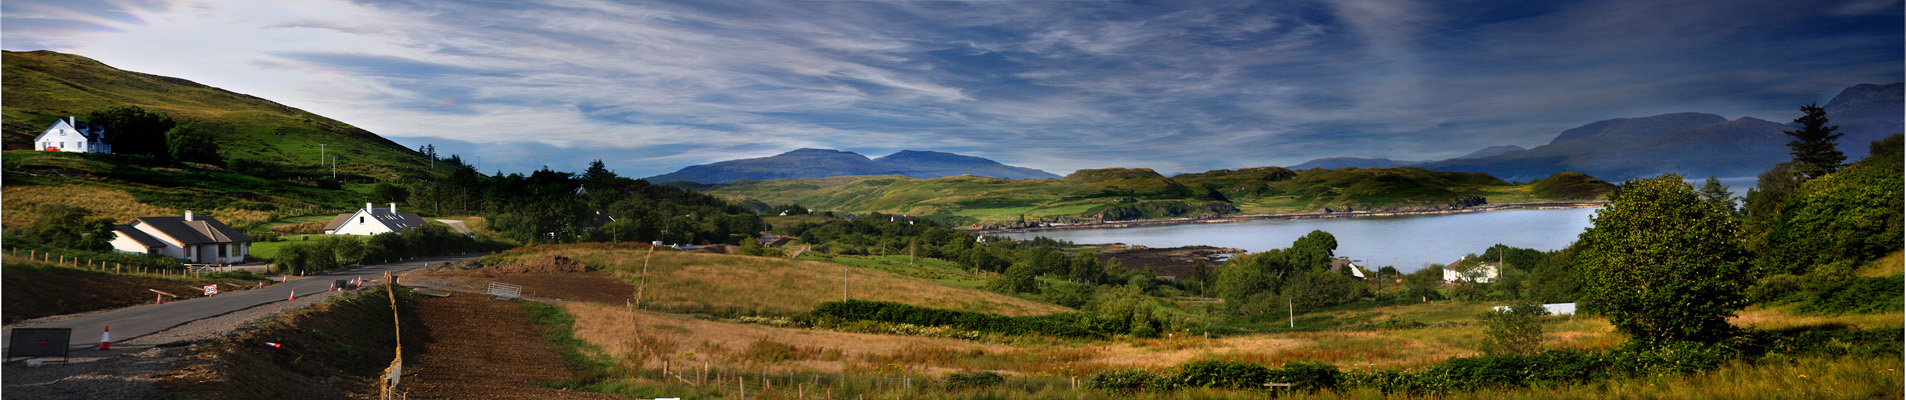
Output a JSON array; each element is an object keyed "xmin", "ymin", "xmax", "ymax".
[{"xmin": 331, "ymin": 209, "xmax": 397, "ymax": 236}]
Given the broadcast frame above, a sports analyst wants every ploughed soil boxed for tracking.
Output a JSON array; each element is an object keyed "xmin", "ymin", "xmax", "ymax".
[
  {"xmin": 1091, "ymin": 245, "xmax": 1244, "ymax": 282},
  {"xmin": 158, "ymin": 285, "xmax": 411, "ymax": 400},
  {"xmin": 2, "ymin": 257, "xmax": 270, "ymax": 323},
  {"xmin": 412, "ymin": 255, "xmax": 634, "ymax": 305},
  {"xmin": 401, "ymin": 294, "xmax": 624, "ymax": 400}
]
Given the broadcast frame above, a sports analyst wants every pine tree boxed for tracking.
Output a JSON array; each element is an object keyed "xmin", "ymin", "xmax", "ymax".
[{"xmin": 1783, "ymin": 103, "xmax": 1845, "ymax": 179}]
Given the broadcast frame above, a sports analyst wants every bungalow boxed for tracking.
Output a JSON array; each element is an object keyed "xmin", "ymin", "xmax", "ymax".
[
  {"xmin": 32, "ymin": 116, "xmax": 111, "ymax": 154},
  {"xmin": 109, "ymin": 210, "xmax": 250, "ymax": 264},
  {"xmin": 324, "ymin": 203, "xmax": 427, "ymax": 235}
]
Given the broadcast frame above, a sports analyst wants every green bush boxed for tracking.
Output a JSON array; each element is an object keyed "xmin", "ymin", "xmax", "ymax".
[
  {"xmin": 1793, "ymin": 274, "xmax": 1905, "ymax": 315},
  {"xmin": 1170, "ymin": 359, "xmax": 1273, "ymax": 390},
  {"xmin": 942, "ymin": 371, "xmax": 1004, "ymax": 390},
  {"xmin": 810, "ymin": 300, "xmax": 1110, "ymax": 338},
  {"xmin": 1085, "ymin": 369, "xmax": 1161, "ymax": 393}
]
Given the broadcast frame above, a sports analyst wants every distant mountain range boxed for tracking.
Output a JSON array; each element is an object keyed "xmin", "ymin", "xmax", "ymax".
[
  {"xmin": 1294, "ymin": 83, "xmax": 1903, "ymax": 182},
  {"xmin": 647, "ymin": 148, "xmax": 1061, "ymax": 183}
]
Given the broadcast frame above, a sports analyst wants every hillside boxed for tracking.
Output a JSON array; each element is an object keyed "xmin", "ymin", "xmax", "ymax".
[
  {"xmin": 647, "ymin": 148, "xmax": 1060, "ymax": 183},
  {"xmin": 706, "ymin": 166, "xmax": 1612, "ymax": 225},
  {"xmin": 2, "ymin": 50, "xmax": 432, "ymax": 179}
]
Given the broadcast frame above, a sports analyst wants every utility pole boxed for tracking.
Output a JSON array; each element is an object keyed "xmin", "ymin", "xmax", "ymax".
[
  {"xmin": 331, "ymin": 155, "xmax": 339, "ymax": 179},
  {"xmin": 318, "ymin": 143, "xmax": 326, "ymax": 165},
  {"xmin": 1287, "ymin": 298, "xmax": 1293, "ymax": 328}
]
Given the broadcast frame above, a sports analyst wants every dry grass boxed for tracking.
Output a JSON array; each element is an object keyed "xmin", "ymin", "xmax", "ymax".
[
  {"xmin": 564, "ymin": 302, "xmax": 1003, "ymax": 374},
  {"xmin": 2, "ymin": 184, "xmax": 174, "ymax": 227},
  {"xmin": 515, "ymin": 245, "xmax": 1073, "ymax": 317},
  {"xmin": 1860, "ymin": 250, "xmax": 1903, "ymax": 277},
  {"xmin": 1729, "ymin": 305, "xmax": 1904, "ymax": 331}
]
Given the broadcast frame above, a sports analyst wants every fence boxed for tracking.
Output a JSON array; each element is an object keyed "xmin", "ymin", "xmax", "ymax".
[
  {"xmin": 3, "ymin": 248, "xmax": 224, "ymax": 279},
  {"xmin": 378, "ymin": 283, "xmax": 407, "ymax": 400}
]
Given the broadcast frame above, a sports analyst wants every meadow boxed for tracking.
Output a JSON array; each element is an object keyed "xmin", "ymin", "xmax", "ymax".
[{"xmin": 499, "ymin": 246, "xmax": 1901, "ymax": 399}]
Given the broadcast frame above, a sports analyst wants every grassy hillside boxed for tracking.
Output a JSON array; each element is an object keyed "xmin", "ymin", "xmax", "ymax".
[
  {"xmin": 487, "ymin": 244, "xmax": 1074, "ymax": 317},
  {"xmin": 3, "ymin": 50, "xmax": 431, "ymax": 178},
  {"xmin": 2, "ymin": 151, "xmax": 360, "ymax": 231},
  {"xmin": 707, "ymin": 167, "xmax": 1613, "ymax": 225}
]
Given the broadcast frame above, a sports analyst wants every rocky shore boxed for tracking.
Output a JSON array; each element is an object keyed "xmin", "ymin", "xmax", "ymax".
[{"xmin": 964, "ymin": 201, "xmax": 1606, "ymax": 234}]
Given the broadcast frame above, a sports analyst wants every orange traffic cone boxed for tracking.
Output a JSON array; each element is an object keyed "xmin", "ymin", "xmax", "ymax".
[
  {"xmin": 157, "ymin": 294, "xmax": 164, "ymax": 304},
  {"xmin": 98, "ymin": 326, "xmax": 111, "ymax": 350},
  {"xmin": 289, "ymin": 290, "xmax": 297, "ymax": 301}
]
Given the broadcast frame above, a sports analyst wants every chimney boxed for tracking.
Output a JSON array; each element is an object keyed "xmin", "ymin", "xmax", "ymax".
[
  {"xmin": 390, "ymin": 203, "xmax": 397, "ymax": 214},
  {"xmin": 185, "ymin": 210, "xmax": 194, "ymax": 221}
]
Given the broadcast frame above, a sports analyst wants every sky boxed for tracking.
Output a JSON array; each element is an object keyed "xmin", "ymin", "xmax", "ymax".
[{"xmin": 5, "ymin": 0, "xmax": 1901, "ymax": 178}]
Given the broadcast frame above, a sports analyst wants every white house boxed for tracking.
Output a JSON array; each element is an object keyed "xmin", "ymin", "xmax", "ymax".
[
  {"xmin": 1329, "ymin": 258, "xmax": 1368, "ymax": 279},
  {"xmin": 109, "ymin": 210, "xmax": 250, "ymax": 264},
  {"xmin": 1443, "ymin": 260, "xmax": 1501, "ymax": 283},
  {"xmin": 32, "ymin": 116, "xmax": 111, "ymax": 154},
  {"xmin": 324, "ymin": 203, "xmax": 427, "ymax": 235}
]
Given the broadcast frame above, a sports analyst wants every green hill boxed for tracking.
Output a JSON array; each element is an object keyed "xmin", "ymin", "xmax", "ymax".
[
  {"xmin": 1, "ymin": 50, "xmax": 447, "ymax": 234},
  {"xmin": 707, "ymin": 167, "xmax": 1613, "ymax": 225},
  {"xmin": 2, "ymin": 50, "xmax": 430, "ymax": 178}
]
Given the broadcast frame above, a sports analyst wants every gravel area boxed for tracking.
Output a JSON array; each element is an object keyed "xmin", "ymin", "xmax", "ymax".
[{"xmin": 2, "ymin": 285, "xmax": 367, "ymax": 399}]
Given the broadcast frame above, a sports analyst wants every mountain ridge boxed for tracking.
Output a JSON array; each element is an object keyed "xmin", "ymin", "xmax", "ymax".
[{"xmin": 648, "ymin": 148, "xmax": 1060, "ymax": 183}]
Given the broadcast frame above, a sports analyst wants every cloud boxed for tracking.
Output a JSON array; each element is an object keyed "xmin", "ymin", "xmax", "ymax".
[{"xmin": 3, "ymin": 0, "xmax": 1899, "ymax": 178}]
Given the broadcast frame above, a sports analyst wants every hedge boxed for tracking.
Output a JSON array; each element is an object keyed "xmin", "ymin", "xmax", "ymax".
[{"xmin": 809, "ymin": 300, "xmax": 1113, "ymax": 338}]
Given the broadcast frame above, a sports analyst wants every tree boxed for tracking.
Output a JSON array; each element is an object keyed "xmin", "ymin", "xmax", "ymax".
[
  {"xmin": 1697, "ymin": 174, "xmax": 1737, "ymax": 216},
  {"xmin": 1577, "ymin": 173, "xmax": 1751, "ymax": 344},
  {"xmin": 373, "ymin": 182, "xmax": 410, "ymax": 203},
  {"xmin": 1479, "ymin": 303, "xmax": 1547, "ymax": 356},
  {"xmin": 1783, "ymin": 103, "xmax": 1845, "ymax": 179},
  {"xmin": 164, "ymin": 124, "xmax": 222, "ymax": 165},
  {"xmin": 85, "ymin": 106, "xmax": 176, "ymax": 158},
  {"xmin": 989, "ymin": 261, "xmax": 1040, "ymax": 294},
  {"xmin": 30, "ymin": 204, "xmax": 115, "ymax": 251}
]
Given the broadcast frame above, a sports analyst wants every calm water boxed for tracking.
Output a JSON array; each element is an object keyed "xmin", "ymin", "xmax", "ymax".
[{"xmin": 997, "ymin": 208, "xmax": 1600, "ymax": 272}]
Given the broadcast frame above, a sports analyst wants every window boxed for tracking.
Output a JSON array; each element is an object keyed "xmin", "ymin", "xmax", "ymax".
[
  {"xmin": 58, "ymin": 142, "xmax": 63, "ymax": 148},
  {"xmin": 360, "ymin": 216, "xmax": 366, "ymax": 224},
  {"xmin": 219, "ymin": 244, "xmax": 228, "ymax": 257}
]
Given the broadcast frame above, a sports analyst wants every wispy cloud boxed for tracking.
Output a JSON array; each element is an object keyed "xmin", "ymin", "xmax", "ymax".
[{"xmin": 4, "ymin": 0, "xmax": 1900, "ymax": 176}]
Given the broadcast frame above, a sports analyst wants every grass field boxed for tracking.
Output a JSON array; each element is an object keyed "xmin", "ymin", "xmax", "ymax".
[{"xmin": 495, "ymin": 244, "xmax": 1072, "ymax": 317}]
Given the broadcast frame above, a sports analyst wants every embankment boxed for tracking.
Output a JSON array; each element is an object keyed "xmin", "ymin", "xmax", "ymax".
[{"xmin": 158, "ymin": 284, "xmax": 417, "ymax": 400}]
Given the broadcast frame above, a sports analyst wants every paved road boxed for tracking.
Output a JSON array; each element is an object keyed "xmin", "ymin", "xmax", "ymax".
[{"xmin": 2, "ymin": 254, "xmax": 484, "ymax": 355}]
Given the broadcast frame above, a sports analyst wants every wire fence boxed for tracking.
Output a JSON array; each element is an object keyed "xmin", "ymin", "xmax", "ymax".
[{"xmin": 3, "ymin": 247, "xmax": 234, "ymax": 279}]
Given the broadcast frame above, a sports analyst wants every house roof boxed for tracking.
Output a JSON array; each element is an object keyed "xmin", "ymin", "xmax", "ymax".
[
  {"xmin": 322, "ymin": 213, "xmax": 354, "ymax": 231},
  {"xmin": 132, "ymin": 216, "xmax": 250, "ymax": 245},
  {"xmin": 113, "ymin": 224, "xmax": 167, "ymax": 248}
]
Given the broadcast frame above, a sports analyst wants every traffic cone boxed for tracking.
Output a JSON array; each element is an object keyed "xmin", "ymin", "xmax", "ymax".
[
  {"xmin": 98, "ymin": 326, "xmax": 111, "ymax": 350},
  {"xmin": 289, "ymin": 290, "xmax": 297, "ymax": 301},
  {"xmin": 265, "ymin": 342, "xmax": 282, "ymax": 348},
  {"xmin": 156, "ymin": 294, "xmax": 164, "ymax": 304}
]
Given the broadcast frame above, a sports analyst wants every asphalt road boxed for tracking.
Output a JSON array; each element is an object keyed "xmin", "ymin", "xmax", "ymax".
[{"xmin": 1, "ymin": 254, "xmax": 485, "ymax": 356}]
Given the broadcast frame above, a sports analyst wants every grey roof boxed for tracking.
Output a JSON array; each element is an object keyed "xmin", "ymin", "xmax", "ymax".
[
  {"xmin": 113, "ymin": 224, "xmax": 167, "ymax": 248},
  {"xmin": 327, "ymin": 208, "xmax": 427, "ymax": 233},
  {"xmin": 131, "ymin": 216, "xmax": 249, "ymax": 245},
  {"xmin": 42, "ymin": 117, "xmax": 110, "ymax": 143}
]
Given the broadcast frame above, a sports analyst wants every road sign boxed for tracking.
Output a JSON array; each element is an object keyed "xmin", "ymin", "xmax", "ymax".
[
  {"xmin": 204, "ymin": 285, "xmax": 219, "ymax": 296},
  {"xmin": 6, "ymin": 328, "xmax": 72, "ymax": 361}
]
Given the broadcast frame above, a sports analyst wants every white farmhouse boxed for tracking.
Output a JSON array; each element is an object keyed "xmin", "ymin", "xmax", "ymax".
[
  {"xmin": 32, "ymin": 116, "xmax": 112, "ymax": 154},
  {"xmin": 324, "ymin": 203, "xmax": 427, "ymax": 235},
  {"xmin": 109, "ymin": 210, "xmax": 250, "ymax": 264}
]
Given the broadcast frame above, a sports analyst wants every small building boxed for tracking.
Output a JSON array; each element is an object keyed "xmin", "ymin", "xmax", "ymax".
[
  {"xmin": 109, "ymin": 210, "xmax": 250, "ymax": 264},
  {"xmin": 324, "ymin": 203, "xmax": 427, "ymax": 235},
  {"xmin": 32, "ymin": 116, "xmax": 112, "ymax": 154},
  {"xmin": 1442, "ymin": 259, "xmax": 1501, "ymax": 283},
  {"xmin": 1491, "ymin": 303, "xmax": 1577, "ymax": 316}
]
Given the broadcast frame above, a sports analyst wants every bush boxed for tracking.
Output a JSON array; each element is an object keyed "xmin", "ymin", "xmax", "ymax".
[
  {"xmin": 1271, "ymin": 361, "xmax": 1341, "ymax": 392},
  {"xmin": 1793, "ymin": 274, "xmax": 1905, "ymax": 315},
  {"xmin": 1171, "ymin": 359, "xmax": 1273, "ymax": 390},
  {"xmin": 1085, "ymin": 369, "xmax": 1161, "ymax": 393},
  {"xmin": 1479, "ymin": 303, "xmax": 1547, "ymax": 356},
  {"xmin": 943, "ymin": 371, "xmax": 1004, "ymax": 390},
  {"xmin": 810, "ymin": 300, "xmax": 1109, "ymax": 338}
]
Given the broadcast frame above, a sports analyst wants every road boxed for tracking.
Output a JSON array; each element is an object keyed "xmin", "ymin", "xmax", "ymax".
[{"xmin": 1, "ymin": 254, "xmax": 484, "ymax": 356}]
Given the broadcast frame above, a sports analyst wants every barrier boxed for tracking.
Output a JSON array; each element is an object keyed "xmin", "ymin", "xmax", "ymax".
[
  {"xmin": 5, "ymin": 328, "xmax": 72, "ymax": 362},
  {"xmin": 487, "ymin": 282, "xmax": 523, "ymax": 300}
]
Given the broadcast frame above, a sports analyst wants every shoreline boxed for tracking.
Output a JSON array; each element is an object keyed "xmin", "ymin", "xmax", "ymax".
[{"xmin": 963, "ymin": 201, "xmax": 1606, "ymax": 234}]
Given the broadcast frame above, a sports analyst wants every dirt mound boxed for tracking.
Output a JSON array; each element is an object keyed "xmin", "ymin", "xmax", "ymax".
[
  {"xmin": 400, "ymin": 294, "xmax": 623, "ymax": 399},
  {"xmin": 421, "ymin": 255, "xmax": 587, "ymax": 278},
  {"xmin": 158, "ymin": 285, "xmax": 412, "ymax": 399}
]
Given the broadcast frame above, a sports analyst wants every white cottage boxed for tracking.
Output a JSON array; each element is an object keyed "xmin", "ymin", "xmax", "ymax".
[
  {"xmin": 1442, "ymin": 260, "xmax": 1501, "ymax": 283},
  {"xmin": 324, "ymin": 203, "xmax": 427, "ymax": 235},
  {"xmin": 32, "ymin": 116, "xmax": 112, "ymax": 154},
  {"xmin": 109, "ymin": 210, "xmax": 250, "ymax": 264}
]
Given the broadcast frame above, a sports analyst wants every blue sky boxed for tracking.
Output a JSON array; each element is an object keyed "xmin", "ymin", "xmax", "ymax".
[{"xmin": 5, "ymin": 0, "xmax": 1900, "ymax": 177}]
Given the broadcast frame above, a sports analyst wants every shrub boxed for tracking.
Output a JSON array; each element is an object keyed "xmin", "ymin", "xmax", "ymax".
[
  {"xmin": 810, "ymin": 300, "xmax": 1108, "ymax": 338},
  {"xmin": 1793, "ymin": 274, "xmax": 1905, "ymax": 315},
  {"xmin": 943, "ymin": 371, "xmax": 1004, "ymax": 390},
  {"xmin": 1085, "ymin": 369, "xmax": 1161, "ymax": 393},
  {"xmin": 1271, "ymin": 361, "xmax": 1341, "ymax": 392},
  {"xmin": 1170, "ymin": 359, "xmax": 1273, "ymax": 390},
  {"xmin": 1479, "ymin": 303, "xmax": 1547, "ymax": 356}
]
